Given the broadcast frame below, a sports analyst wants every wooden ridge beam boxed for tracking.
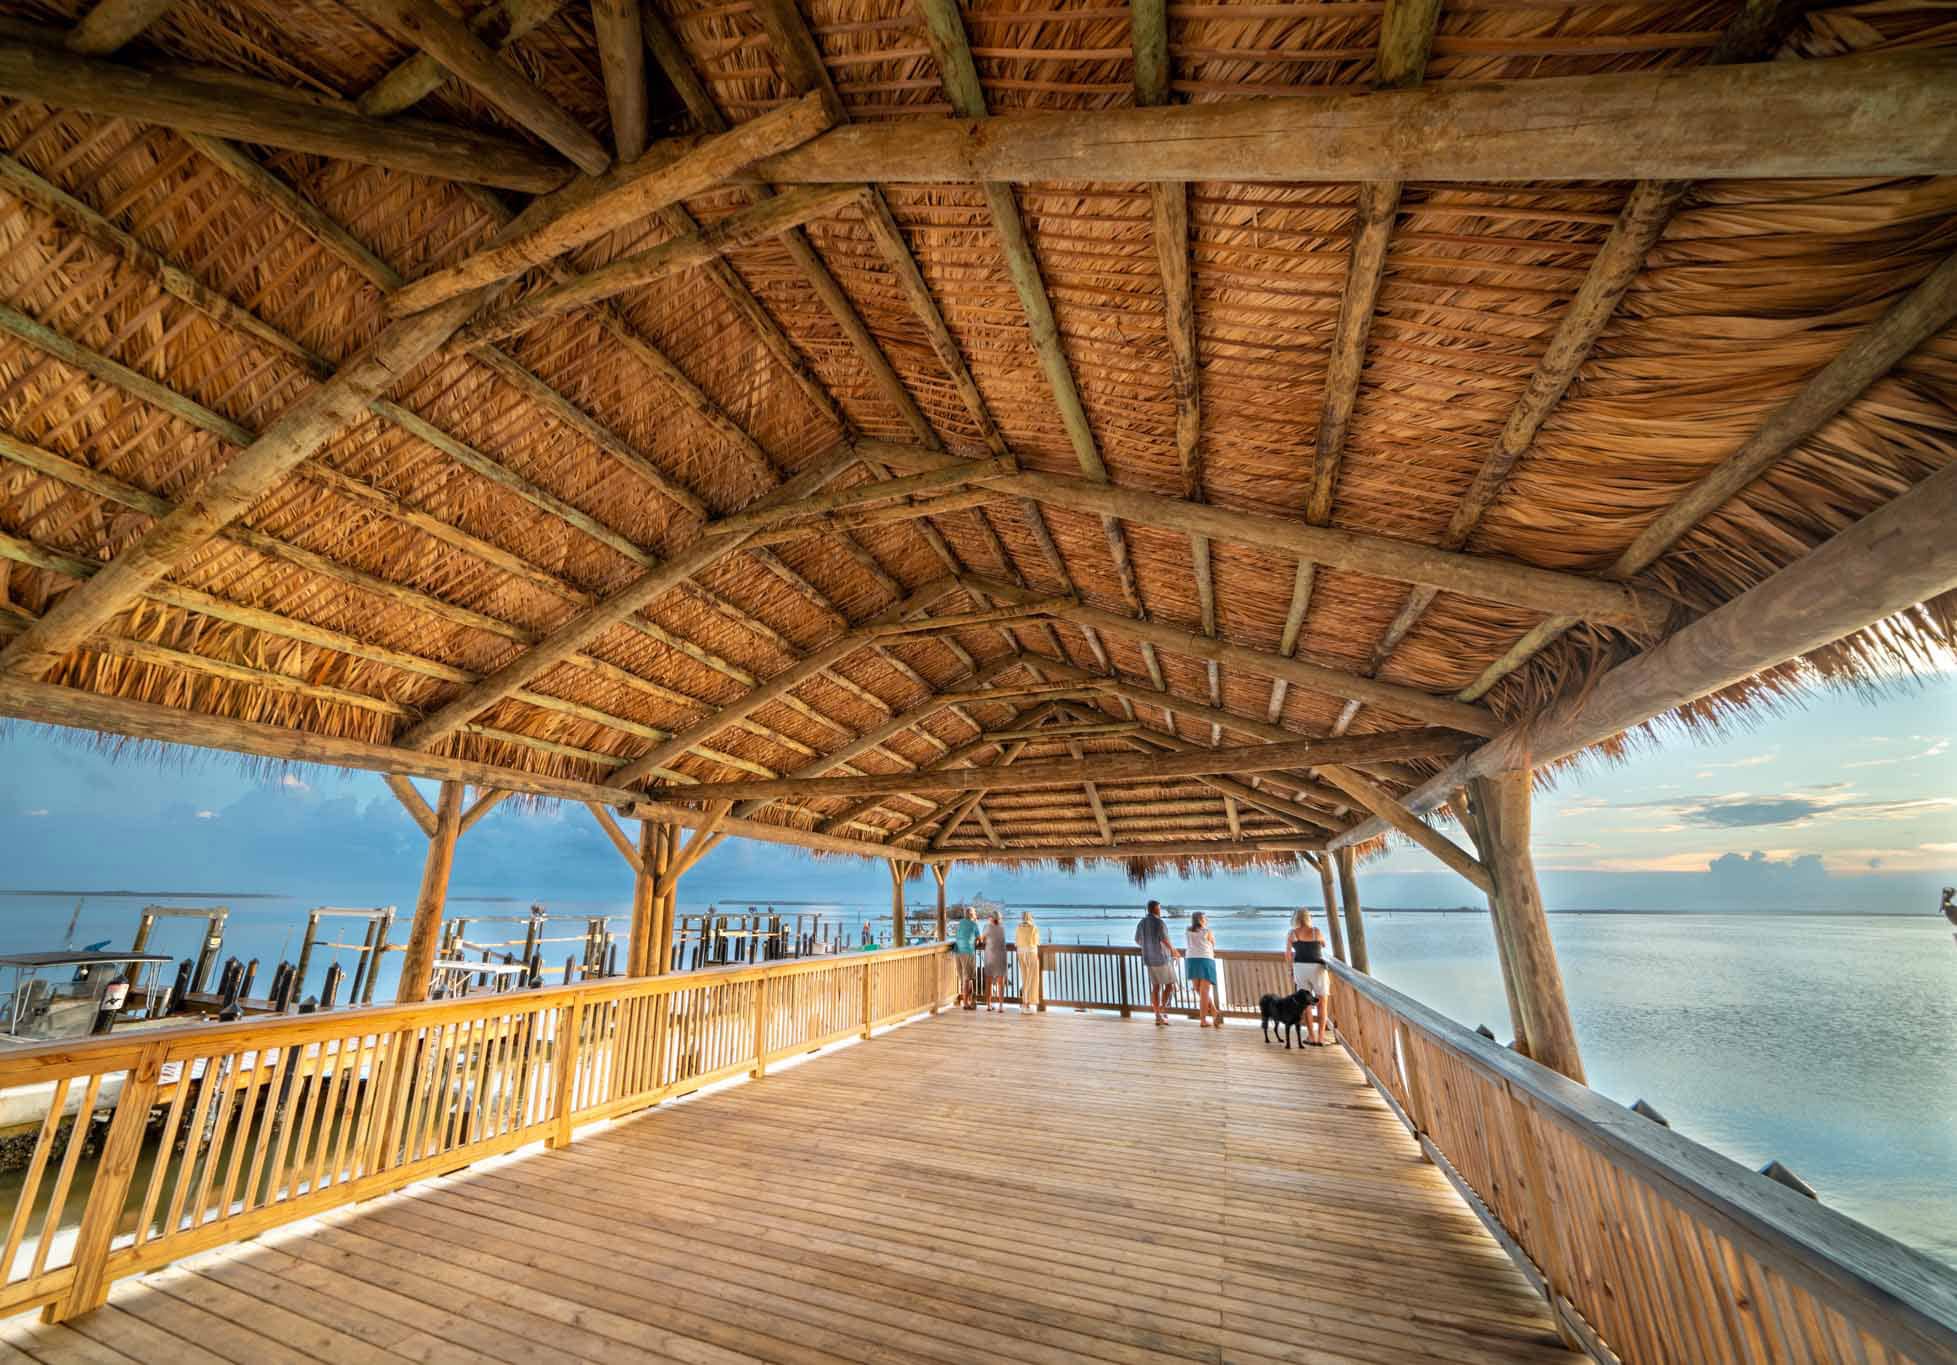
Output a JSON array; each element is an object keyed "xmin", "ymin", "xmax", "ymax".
[
  {"xmin": 649, "ymin": 726, "xmax": 1477, "ymax": 803},
  {"xmin": 388, "ymin": 91, "xmax": 830, "ymax": 314},
  {"xmin": 865, "ymin": 444, "xmax": 1670, "ymax": 632},
  {"xmin": 1334, "ymin": 458, "xmax": 1957, "ymax": 849},
  {"xmin": 357, "ymin": 0, "xmax": 567, "ymax": 117},
  {"xmin": 756, "ymin": 53, "xmax": 1957, "ymax": 185},
  {"xmin": 460, "ymin": 183, "xmax": 871, "ymax": 343},
  {"xmin": 980, "ymin": 720, "xmax": 1140, "ymax": 744},
  {"xmin": 0, "ymin": 673, "xmax": 919, "ymax": 859},
  {"xmin": 346, "ymin": 0, "xmax": 610, "ymax": 175},
  {"xmin": 0, "ymin": 34, "xmax": 570, "ymax": 191},
  {"xmin": 960, "ymin": 572, "xmax": 1499, "ymax": 734},
  {"xmin": 1461, "ymin": 245, "xmax": 1957, "ymax": 702},
  {"xmin": 922, "ymin": 836, "xmax": 1324, "ymax": 863}
]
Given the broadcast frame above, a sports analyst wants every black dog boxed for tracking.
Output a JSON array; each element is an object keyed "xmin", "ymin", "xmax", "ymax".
[{"xmin": 1259, "ymin": 988, "xmax": 1316, "ymax": 1049}]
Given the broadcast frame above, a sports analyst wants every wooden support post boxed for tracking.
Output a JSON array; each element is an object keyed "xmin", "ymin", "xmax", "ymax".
[
  {"xmin": 887, "ymin": 859, "xmax": 907, "ymax": 946},
  {"xmin": 932, "ymin": 864, "xmax": 948, "ymax": 941},
  {"xmin": 47, "ymin": 1040, "xmax": 163, "ymax": 1321},
  {"xmin": 752, "ymin": 976, "xmax": 769, "ymax": 1077},
  {"xmin": 1468, "ymin": 770, "xmax": 1585, "ymax": 1083},
  {"xmin": 1336, "ymin": 845, "xmax": 1369, "ymax": 974},
  {"xmin": 861, "ymin": 957, "xmax": 874, "ymax": 1038},
  {"xmin": 1315, "ymin": 854, "xmax": 1347, "ymax": 963},
  {"xmin": 1450, "ymin": 791, "xmax": 1530, "ymax": 1053},
  {"xmin": 549, "ymin": 995, "xmax": 582, "ymax": 1148},
  {"xmin": 397, "ymin": 779, "xmax": 462, "ymax": 1002},
  {"xmin": 629, "ymin": 819, "xmax": 657, "ymax": 976}
]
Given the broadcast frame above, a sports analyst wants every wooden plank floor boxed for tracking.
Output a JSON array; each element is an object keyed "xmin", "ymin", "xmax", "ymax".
[{"xmin": 0, "ymin": 1010, "xmax": 1582, "ymax": 1364}]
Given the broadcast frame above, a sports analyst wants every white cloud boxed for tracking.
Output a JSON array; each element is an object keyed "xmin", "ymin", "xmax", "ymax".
[
  {"xmin": 23, "ymin": 809, "xmax": 47, "ymax": 818},
  {"xmin": 279, "ymin": 774, "xmax": 309, "ymax": 792},
  {"xmin": 195, "ymin": 809, "xmax": 218, "ymax": 820}
]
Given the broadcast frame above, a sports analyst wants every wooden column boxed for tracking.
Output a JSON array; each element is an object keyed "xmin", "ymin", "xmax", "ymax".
[
  {"xmin": 886, "ymin": 859, "xmax": 907, "ymax": 946},
  {"xmin": 1335, "ymin": 845, "xmax": 1369, "ymax": 974},
  {"xmin": 628, "ymin": 819, "xmax": 658, "ymax": 976},
  {"xmin": 397, "ymin": 779, "xmax": 462, "ymax": 1002},
  {"xmin": 932, "ymin": 864, "xmax": 948, "ymax": 941},
  {"xmin": 1468, "ymin": 770, "xmax": 1585, "ymax": 1083},
  {"xmin": 1314, "ymin": 854, "xmax": 1346, "ymax": 962},
  {"xmin": 651, "ymin": 821, "xmax": 679, "ymax": 975},
  {"xmin": 1450, "ymin": 791, "xmax": 1530, "ymax": 1053}
]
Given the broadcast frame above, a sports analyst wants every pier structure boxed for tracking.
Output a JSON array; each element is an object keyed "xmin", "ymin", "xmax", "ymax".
[{"xmin": 0, "ymin": 0, "xmax": 1951, "ymax": 1357}]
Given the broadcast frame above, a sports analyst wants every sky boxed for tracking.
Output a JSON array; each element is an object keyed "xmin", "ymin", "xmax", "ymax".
[{"xmin": 0, "ymin": 671, "xmax": 1952, "ymax": 915}]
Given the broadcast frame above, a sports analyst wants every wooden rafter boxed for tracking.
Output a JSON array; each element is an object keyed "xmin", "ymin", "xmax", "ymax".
[
  {"xmin": 923, "ymin": 836, "xmax": 1324, "ymax": 862},
  {"xmin": 590, "ymin": 0, "xmax": 647, "ymax": 161},
  {"xmin": 66, "ymin": 0, "xmax": 176, "ymax": 53},
  {"xmin": 649, "ymin": 726, "xmax": 1476, "ymax": 803}
]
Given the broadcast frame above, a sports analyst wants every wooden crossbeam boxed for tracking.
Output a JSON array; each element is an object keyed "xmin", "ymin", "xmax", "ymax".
[
  {"xmin": 866, "ymin": 446, "xmax": 1670, "ymax": 632},
  {"xmin": 922, "ymin": 836, "xmax": 1324, "ymax": 862},
  {"xmin": 346, "ymin": 0, "xmax": 610, "ymax": 174},
  {"xmin": 0, "ymin": 34, "xmax": 570, "ymax": 191},
  {"xmin": 959, "ymin": 573, "xmax": 1498, "ymax": 734},
  {"xmin": 756, "ymin": 53, "xmax": 1957, "ymax": 185},
  {"xmin": 1334, "ymin": 458, "xmax": 1957, "ymax": 850},
  {"xmin": 460, "ymin": 183, "xmax": 871, "ymax": 343},
  {"xmin": 388, "ymin": 92, "xmax": 830, "ymax": 314},
  {"xmin": 980, "ymin": 721, "xmax": 1140, "ymax": 744},
  {"xmin": 649, "ymin": 727, "xmax": 1476, "ymax": 803}
]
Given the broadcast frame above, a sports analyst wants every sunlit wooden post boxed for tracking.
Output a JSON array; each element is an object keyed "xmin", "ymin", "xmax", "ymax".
[
  {"xmin": 397, "ymin": 779, "xmax": 462, "ymax": 1003},
  {"xmin": 932, "ymin": 864, "xmax": 948, "ymax": 940},
  {"xmin": 1468, "ymin": 769, "xmax": 1585, "ymax": 1083},
  {"xmin": 1450, "ymin": 789, "xmax": 1530, "ymax": 1053},
  {"xmin": 628, "ymin": 819, "xmax": 658, "ymax": 975},
  {"xmin": 1335, "ymin": 845, "xmax": 1369, "ymax": 973},
  {"xmin": 1313, "ymin": 853, "xmax": 1346, "ymax": 962},
  {"xmin": 886, "ymin": 858, "xmax": 907, "ymax": 945}
]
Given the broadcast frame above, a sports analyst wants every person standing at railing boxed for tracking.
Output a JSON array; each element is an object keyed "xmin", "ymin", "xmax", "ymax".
[
  {"xmin": 1135, "ymin": 900, "xmax": 1182, "ymax": 1026},
  {"xmin": 952, "ymin": 908, "xmax": 980, "ymax": 1010},
  {"xmin": 1015, "ymin": 911, "xmax": 1042, "ymax": 1013},
  {"xmin": 1286, "ymin": 909, "xmax": 1330, "ymax": 1047},
  {"xmin": 981, "ymin": 910, "xmax": 1010, "ymax": 1012},
  {"xmin": 1185, "ymin": 911, "xmax": 1224, "ymax": 1029}
]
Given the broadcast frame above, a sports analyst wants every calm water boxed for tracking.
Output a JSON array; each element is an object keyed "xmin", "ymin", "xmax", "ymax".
[{"xmin": 2, "ymin": 893, "xmax": 1952, "ymax": 1268}]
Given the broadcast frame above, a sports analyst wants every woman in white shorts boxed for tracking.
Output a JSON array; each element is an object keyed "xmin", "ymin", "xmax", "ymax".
[{"xmin": 1284, "ymin": 909, "xmax": 1330, "ymax": 1046}]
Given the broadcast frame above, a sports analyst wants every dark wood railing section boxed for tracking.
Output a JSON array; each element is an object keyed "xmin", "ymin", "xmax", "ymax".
[{"xmin": 0, "ymin": 944, "xmax": 951, "ymax": 1322}]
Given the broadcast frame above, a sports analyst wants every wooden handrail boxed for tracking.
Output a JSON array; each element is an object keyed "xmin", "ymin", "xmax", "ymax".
[
  {"xmin": 1329, "ymin": 959, "xmax": 1957, "ymax": 1364},
  {"xmin": 0, "ymin": 944, "xmax": 954, "ymax": 1324}
]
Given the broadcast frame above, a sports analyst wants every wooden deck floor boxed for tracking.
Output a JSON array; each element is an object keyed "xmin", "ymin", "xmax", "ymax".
[{"xmin": 0, "ymin": 1010, "xmax": 1581, "ymax": 1364}]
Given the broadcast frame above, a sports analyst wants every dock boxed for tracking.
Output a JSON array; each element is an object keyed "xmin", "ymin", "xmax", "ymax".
[{"xmin": 0, "ymin": 1008, "xmax": 1577, "ymax": 1365}]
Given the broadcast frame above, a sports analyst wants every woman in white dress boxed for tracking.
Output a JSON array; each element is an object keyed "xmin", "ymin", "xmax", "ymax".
[{"xmin": 1185, "ymin": 911, "xmax": 1224, "ymax": 1028}]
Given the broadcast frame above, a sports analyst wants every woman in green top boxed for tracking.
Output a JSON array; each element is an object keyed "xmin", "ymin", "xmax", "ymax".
[{"xmin": 952, "ymin": 908, "xmax": 980, "ymax": 1010}]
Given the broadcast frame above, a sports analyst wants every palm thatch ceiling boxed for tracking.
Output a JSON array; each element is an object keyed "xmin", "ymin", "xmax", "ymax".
[{"xmin": 0, "ymin": 0, "xmax": 1951, "ymax": 879}]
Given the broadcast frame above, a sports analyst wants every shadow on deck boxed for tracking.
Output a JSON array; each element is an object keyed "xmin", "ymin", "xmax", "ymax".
[{"xmin": 0, "ymin": 1010, "xmax": 1578, "ymax": 1363}]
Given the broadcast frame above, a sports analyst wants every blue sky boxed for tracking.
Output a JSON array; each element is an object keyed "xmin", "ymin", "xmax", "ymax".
[{"xmin": 0, "ymin": 672, "xmax": 1951, "ymax": 914}]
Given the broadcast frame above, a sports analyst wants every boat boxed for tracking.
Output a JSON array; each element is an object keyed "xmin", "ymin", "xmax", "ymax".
[
  {"xmin": 0, "ymin": 950, "xmax": 172, "ymax": 1138},
  {"xmin": 1942, "ymin": 887, "xmax": 1956, "ymax": 944}
]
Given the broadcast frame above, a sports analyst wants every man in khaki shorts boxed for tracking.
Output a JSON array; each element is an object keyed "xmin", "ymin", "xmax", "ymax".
[{"xmin": 1134, "ymin": 900, "xmax": 1181, "ymax": 1025}]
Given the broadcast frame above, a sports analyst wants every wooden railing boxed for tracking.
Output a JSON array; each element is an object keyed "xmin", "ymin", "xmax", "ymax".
[
  {"xmin": 1331, "ymin": 960, "xmax": 1957, "ymax": 1365},
  {"xmin": 0, "ymin": 943, "xmax": 952, "ymax": 1323},
  {"xmin": 983, "ymin": 943, "xmax": 1293, "ymax": 1017}
]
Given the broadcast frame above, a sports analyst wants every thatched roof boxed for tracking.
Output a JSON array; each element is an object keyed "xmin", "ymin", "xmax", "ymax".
[{"xmin": 0, "ymin": 0, "xmax": 1951, "ymax": 878}]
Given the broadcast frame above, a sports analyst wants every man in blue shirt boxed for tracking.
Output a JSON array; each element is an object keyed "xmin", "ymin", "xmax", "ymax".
[
  {"xmin": 1134, "ymin": 900, "xmax": 1181, "ymax": 1025},
  {"xmin": 952, "ymin": 907, "xmax": 980, "ymax": 1010}
]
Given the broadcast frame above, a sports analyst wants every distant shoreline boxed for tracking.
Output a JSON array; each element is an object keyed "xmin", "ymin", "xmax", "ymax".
[{"xmin": 0, "ymin": 889, "xmax": 288, "ymax": 900}]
